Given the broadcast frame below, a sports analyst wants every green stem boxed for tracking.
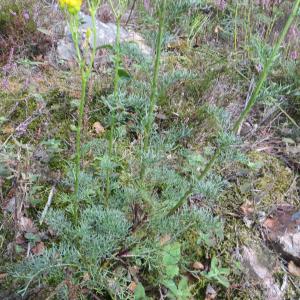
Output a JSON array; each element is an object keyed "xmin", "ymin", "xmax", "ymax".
[
  {"xmin": 234, "ymin": 3, "xmax": 238, "ymax": 52},
  {"xmin": 140, "ymin": 0, "xmax": 166, "ymax": 179},
  {"xmin": 70, "ymin": 14, "xmax": 82, "ymax": 65},
  {"xmin": 105, "ymin": 15, "xmax": 121, "ymax": 205},
  {"xmin": 167, "ymin": 0, "xmax": 300, "ymax": 216},
  {"xmin": 70, "ymin": 4, "xmax": 99, "ymax": 213},
  {"xmin": 70, "ymin": 13, "xmax": 85, "ymax": 211},
  {"xmin": 74, "ymin": 73, "xmax": 87, "ymax": 201},
  {"xmin": 233, "ymin": 0, "xmax": 300, "ymax": 133},
  {"xmin": 87, "ymin": 9, "xmax": 98, "ymax": 75},
  {"xmin": 109, "ymin": 15, "xmax": 121, "ymax": 155}
]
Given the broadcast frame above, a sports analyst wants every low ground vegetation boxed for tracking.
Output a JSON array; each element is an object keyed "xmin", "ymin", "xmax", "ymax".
[{"xmin": 0, "ymin": 0, "xmax": 300, "ymax": 299}]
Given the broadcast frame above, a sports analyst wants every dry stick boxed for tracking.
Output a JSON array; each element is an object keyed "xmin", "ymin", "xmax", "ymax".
[
  {"xmin": 125, "ymin": 0, "xmax": 137, "ymax": 26},
  {"xmin": 39, "ymin": 186, "xmax": 56, "ymax": 226},
  {"xmin": 167, "ymin": 0, "xmax": 300, "ymax": 217}
]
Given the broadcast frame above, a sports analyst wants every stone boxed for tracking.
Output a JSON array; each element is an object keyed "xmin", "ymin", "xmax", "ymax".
[
  {"xmin": 242, "ymin": 246, "xmax": 282, "ymax": 300},
  {"xmin": 262, "ymin": 203, "xmax": 300, "ymax": 265},
  {"xmin": 56, "ymin": 12, "xmax": 151, "ymax": 63}
]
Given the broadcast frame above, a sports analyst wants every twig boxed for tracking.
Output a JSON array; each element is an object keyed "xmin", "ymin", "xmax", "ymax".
[
  {"xmin": 125, "ymin": 0, "xmax": 137, "ymax": 26},
  {"xmin": 275, "ymin": 102, "xmax": 300, "ymax": 129},
  {"xmin": 39, "ymin": 186, "xmax": 56, "ymax": 225}
]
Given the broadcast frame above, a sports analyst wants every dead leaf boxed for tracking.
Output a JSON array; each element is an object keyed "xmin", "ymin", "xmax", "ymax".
[
  {"xmin": 18, "ymin": 217, "xmax": 36, "ymax": 233},
  {"xmin": 263, "ymin": 217, "xmax": 276, "ymax": 230},
  {"xmin": 93, "ymin": 121, "xmax": 105, "ymax": 136},
  {"xmin": 31, "ymin": 242, "xmax": 45, "ymax": 255},
  {"xmin": 128, "ymin": 281, "xmax": 137, "ymax": 293},
  {"xmin": 129, "ymin": 266, "xmax": 139, "ymax": 276},
  {"xmin": 2, "ymin": 125, "xmax": 14, "ymax": 134},
  {"xmin": 0, "ymin": 273, "xmax": 8, "ymax": 280},
  {"xmin": 193, "ymin": 261, "xmax": 205, "ymax": 270},
  {"xmin": 15, "ymin": 233, "xmax": 26, "ymax": 245},
  {"xmin": 240, "ymin": 200, "xmax": 254, "ymax": 216},
  {"xmin": 159, "ymin": 234, "xmax": 171, "ymax": 246},
  {"xmin": 288, "ymin": 261, "xmax": 300, "ymax": 277},
  {"xmin": 82, "ymin": 272, "xmax": 91, "ymax": 282}
]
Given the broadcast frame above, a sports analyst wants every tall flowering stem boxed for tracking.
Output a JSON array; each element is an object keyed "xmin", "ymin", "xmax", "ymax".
[
  {"xmin": 105, "ymin": 0, "xmax": 127, "ymax": 205},
  {"xmin": 140, "ymin": 0, "xmax": 166, "ymax": 179},
  {"xmin": 167, "ymin": 0, "xmax": 300, "ymax": 216},
  {"xmin": 59, "ymin": 0, "xmax": 101, "ymax": 218}
]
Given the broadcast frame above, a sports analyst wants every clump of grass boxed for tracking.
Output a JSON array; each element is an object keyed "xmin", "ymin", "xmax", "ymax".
[
  {"xmin": 0, "ymin": 0, "xmax": 52, "ymax": 64},
  {"xmin": 167, "ymin": 0, "xmax": 300, "ymax": 215}
]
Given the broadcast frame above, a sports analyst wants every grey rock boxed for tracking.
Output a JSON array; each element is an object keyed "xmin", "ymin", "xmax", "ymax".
[
  {"xmin": 242, "ymin": 246, "xmax": 283, "ymax": 300},
  {"xmin": 262, "ymin": 204, "xmax": 300, "ymax": 265},
  {"xmin": 56, "ymin": 12, "xmax": 151, "ymax": 62},
  {"xmin": 279, "ymin": 232, "xmax": 300, "ymax": 261},
  {"xmin": 57, "ymin": 38, "xmax": 76, "ymax": 61}
]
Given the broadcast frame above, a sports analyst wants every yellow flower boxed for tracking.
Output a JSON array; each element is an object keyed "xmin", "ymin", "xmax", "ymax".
[{"xmin": 59, "ymin": 0, "xmax": 82, "ymax": 15}]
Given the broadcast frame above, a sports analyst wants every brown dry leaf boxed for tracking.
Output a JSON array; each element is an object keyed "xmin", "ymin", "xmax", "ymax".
[
  {"xmin": 288, "ymin": 261, "xmax": 300, "ymax": 277},
  {"xmin": 129, "ymin": 266, "xmax": 139, "ymax": 276},
  {"xmin": 0, "ymin": 273, "xmax": 8, "ymax": 280},
  {"xmin": 159, "ymin": 234, "xmax": 171, "ymax": 246},
  {"xmin": 31, "ymin": 242, "xmax": 45, "ymax": 255},
  {"xmin": 15, "ymin": 233, "xmax": 26, "ymax": 245},
  {"xmin": 93, "ymin": 121, "xmax": 105, "ymax": 136},
  {"xmin": 2, "ymin": 125, "xmax": 14, "ymax": 134},
  {"xmin": 128, "ymin": 281, "xmax": 137, "ymax": 293},
  {"xmin": 18, "ymin": 217, "xmax": 36, "ymax": 233},
  {"xmin": 263, "ymin": 217, "xmax": 276, "ymax": 230},
  {"xmin": 240, "ymin": 200, "xmax": 254, "ymax": 216},
  {"xmin": 82, "ymin": 272, "xmax": 91, "ymax": 282},
  {"xmin": 193, "ymin": 261, "xmax": 205, "ymax": 270}
]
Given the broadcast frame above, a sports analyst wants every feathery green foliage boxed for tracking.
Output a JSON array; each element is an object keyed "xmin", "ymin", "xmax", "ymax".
[{"xmin": 2, "ymin": 0, "xmax": 300, "ymax": 299}]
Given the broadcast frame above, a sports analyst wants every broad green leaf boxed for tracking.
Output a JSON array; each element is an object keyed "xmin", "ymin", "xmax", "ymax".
[
  {"xmin": 216, "ymin": 275, "xmax": 230, "ymax": 288},
  {"xmin": 165, "ymin": 265, "xmax": 179, "ymax": 279},
  {"xmin": 134, "ymin": 283, "xmax": 147, "ymax": 300},
  {"xmin": 24, "ymin": 233, "xmax": 41, "ymax": 243},
  {"xmin": 205, "ymin": 257, "xmax": 230, "ymax": 288},
  {"xmin": 118, "ymin": 68, "xmax": 131, "ymax": 79},
  {"xmin": 163, "ymin": 242, "xmax": 181, "ymax": 265},
  {"xmin": 163, "ymin": 279, "xmax": 178, "ymax": 295},
  {"xmin": 178, "ymin": 277, "xmax": 189, "ymax": 291}
]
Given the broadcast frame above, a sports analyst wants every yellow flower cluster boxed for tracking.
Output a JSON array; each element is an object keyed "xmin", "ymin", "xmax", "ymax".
[{"xmin": 59, "ymin": 0, "xmax": 82, "ymax": 14}]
